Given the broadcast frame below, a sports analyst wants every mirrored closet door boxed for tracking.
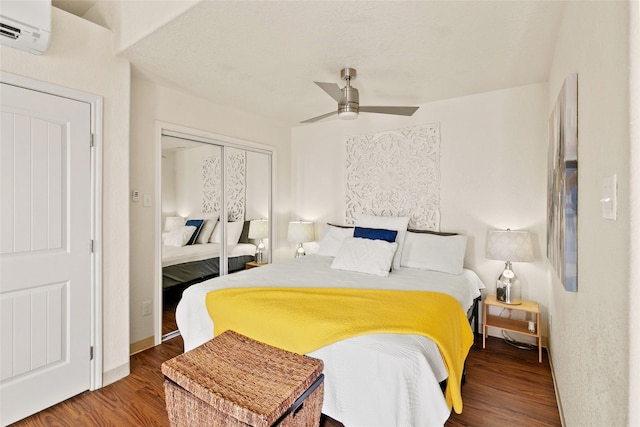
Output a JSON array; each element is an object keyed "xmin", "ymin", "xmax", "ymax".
[{"xmin": 160, "ymin": 133, "xmax": 271, "ymax": 340}]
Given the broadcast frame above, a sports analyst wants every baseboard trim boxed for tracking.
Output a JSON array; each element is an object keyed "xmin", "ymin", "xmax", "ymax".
[
  {"xmin": 102, "ymin": 362, "xmax": 130, "ymax": 387},
  {"xmin": 130, "ymin": 336, "xmax": 155, "ymax": 355},
  {"xmin": 546, "ymin": 347, "xmax": 567, "ymax": 427}
]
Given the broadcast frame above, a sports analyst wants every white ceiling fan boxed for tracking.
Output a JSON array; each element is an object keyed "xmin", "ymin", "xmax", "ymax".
[{"xmin": 301, "ymin": 67, "xmax": 419, "ymax": 123}]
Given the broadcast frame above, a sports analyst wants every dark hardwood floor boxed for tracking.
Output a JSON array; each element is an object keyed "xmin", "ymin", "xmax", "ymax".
[
  {"xmin": 12, "ymin": 335, "xmax": 560, "ymax": 427},
  {"xmin": 446, "ymin": 336, "xmax": 561, "ymax": 426},
  {"xmin": 162, "ymin": 284, "xmax": 188, "ymax": 336}
]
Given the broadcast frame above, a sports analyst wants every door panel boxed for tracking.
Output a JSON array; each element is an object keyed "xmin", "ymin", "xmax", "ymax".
[{"xmin": 0, "ymin": 83, "xmax": 91, "ymax": 425}]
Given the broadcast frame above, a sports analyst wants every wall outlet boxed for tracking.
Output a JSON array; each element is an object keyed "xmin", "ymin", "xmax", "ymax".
[{"xmin": 142, "ymin": 300, "xmax": 152, "ymax": 316}]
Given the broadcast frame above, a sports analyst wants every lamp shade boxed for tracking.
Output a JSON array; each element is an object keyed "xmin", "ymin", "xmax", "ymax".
[
  {"xmin": 486, "ymin": 229, "xmax": 534, "ymax": 262},
  {"xmin": 287, "ymin": 221, "xmax": 315, "ymax": 243},
  {"xmin": 248, "ymin": 219, "xmax": 269, "ymax": 240}
]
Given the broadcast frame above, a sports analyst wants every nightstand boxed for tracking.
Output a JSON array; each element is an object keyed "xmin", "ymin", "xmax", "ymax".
[
  {"xmin": 483, "ymin": 294, "xmax": 542, "ymax": 362},
  {"xmin": 245, "ymin": 261, "xmax": 267, "ymax": 270}
]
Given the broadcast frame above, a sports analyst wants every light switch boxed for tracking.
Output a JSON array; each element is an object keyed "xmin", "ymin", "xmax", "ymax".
[
  {"xmin": 601, "ymin": 174, "xmax": 617, "ymax": 220},
  {"xmin": 132, "ymin": 189, "xmax": 140, "ymax": 202},
  {"xmin": 143, "ymin": 193, "xmax": 152, "ymax": 207}
]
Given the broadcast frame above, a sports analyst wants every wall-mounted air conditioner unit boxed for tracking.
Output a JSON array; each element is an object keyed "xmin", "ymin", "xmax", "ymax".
[{"xmin": 0, "ymin": 0, "xmax": 51, "ymax": 55}]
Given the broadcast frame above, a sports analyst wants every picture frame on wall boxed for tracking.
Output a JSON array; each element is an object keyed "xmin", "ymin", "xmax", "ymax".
[{"xmin": 547, "ymin": 73, "xmax": 578, "ymax": 292}]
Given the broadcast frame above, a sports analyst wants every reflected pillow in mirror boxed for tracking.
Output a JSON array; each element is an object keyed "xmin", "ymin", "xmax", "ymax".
[
  {"xmin": 209, "ymin": 220, "xmax": 244, "ymax": 245},
  {"xmin": 184, "ymin": 219, "xmax": 204, "ymax": 245},
  {"xmin": 164, "ymin": 216, "xmax": 186, "ymax": 232},
  {"xmin": 164, "ymin": 226, "xmax": 197, "ymax": 247},
  {"xmin": 195, "ymin": 214, "xmax": 220, "ymax": 244}
]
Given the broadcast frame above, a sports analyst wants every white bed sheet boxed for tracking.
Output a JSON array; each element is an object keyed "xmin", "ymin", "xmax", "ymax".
[
  {"xmin": 176, "ymin": 255, "xmax": 484, "ymax": 427},
  {"xmin": 162, "ymin": 242, "xmax": 256, "ymax": 268}
]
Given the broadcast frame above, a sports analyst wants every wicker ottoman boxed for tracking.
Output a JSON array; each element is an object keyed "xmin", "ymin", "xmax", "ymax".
[{"xmin": 161, "ymin": 330, "xmax": 324, "ymax": 427}]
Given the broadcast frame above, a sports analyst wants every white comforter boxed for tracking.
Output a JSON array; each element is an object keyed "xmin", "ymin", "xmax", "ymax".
[
  {"xmin": 162, "ymin": 242, "xmax": 256, "ymax": 268},
  {"xmin": 176, "ymin": 255, "xmax": 484, "ymax": 427}
]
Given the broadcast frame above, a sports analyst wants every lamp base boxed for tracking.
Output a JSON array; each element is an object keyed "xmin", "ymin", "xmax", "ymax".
[
  {"xmin": 294, "ymin": 243, "xmax": 306, "ymax": 258},
  {"xmin": 496, "ymin": 261, "xmax": 522, "ymax": 305},
  {"xmin": 255, "ymin": 239, "xmax": 265, "ymax": 264}
]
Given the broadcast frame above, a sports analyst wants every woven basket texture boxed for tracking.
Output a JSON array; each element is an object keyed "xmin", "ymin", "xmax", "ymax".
[{"xmin": 161, "ymin": 330, "xmax": 324, "ymax": 427}]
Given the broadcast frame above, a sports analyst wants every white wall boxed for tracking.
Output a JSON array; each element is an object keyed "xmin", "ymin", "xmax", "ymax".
[
  {"xmin": 246, "ymin": 151, "xmax": 271, "ymax": 220},
  {"xmin": 130, "ymin": 69, "xmax": 291, "ymax": 345},
  {"xmin": 547, "ymin": 2, "xmax": 632, "ymax": 425},
  {"xmin": 291, "ymin": 83, "xmax": 550, "ymax": 337},
  {"xmin": 629, "ymin": 3, "xmax": 640, "ymax": 425},
  {"xmin": 174, "ymin": 145, "xmax": 220, "ymax": 218},
  {"xmin": 162, "ymin": 146, "xmax": 269, "ymax": 223},
  {"xmin": 0, "ymin": 8, "xmax": 131, "ymax": 384},
  {"xmin": 161, "ymin": 150, "xmax": 177, "ymax": 222}
]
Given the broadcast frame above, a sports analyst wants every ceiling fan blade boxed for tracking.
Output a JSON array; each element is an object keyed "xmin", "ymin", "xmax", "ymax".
[
  {"xmin": 314, "ymin": 82, "xmax": 344, "ymax": 103},
  {"xmin": 300, "ymin": 111, "xmax": 338, "ymax": 124},
  {"xmin": 359, "ymin": 106, "xmax": 419, "ymax": 116}
]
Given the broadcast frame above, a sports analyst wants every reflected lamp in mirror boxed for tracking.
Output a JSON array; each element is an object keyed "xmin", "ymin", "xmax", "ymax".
[
  {"xmin": 486, "ymin": 228, "xmax": 534, "ymax": 305},
  {"xmin": 287, "ymin": 221, "xmax": 315, "ymax": 258},
  {"xmin": 248, "ymin": 219, "xmax": 269, "ymax": 264}
]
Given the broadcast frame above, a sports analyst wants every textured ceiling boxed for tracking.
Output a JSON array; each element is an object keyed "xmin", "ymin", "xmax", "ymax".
[{"xmin": 56, "ymin": 1, "xmax": 567, "ymax": 127}]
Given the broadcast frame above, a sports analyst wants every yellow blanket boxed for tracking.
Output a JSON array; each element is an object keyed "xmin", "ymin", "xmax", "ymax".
[{"xmin": 206, "ymin": 287, "xmax": 473, "ymax": 413}]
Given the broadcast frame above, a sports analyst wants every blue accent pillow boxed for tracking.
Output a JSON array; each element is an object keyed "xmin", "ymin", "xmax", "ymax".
[
  {"xmin": 353, "ymin": 226, "xmax": 398, "ymax": 243},
  {"xmin": 185, "ymin": 219, "xmax": 204, "ymax": 245}
]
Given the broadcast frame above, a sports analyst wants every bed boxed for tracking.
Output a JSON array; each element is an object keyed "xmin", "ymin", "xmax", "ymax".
[
  {"xmin": 162, "ymin": 218, "xmax": 256, "ymax": 289},
  {"xmin": 176, "ymin": 220, "xmax": 485, "ymax": 427},
  {"xmin": 162, "ymin": 242, "xmax": 256, "ymax": 288}
]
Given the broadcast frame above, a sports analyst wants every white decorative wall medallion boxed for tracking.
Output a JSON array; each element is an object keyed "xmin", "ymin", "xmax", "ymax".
[
  {"xmin": 202, "ymin": 156, "xmax": 219, "ymax": 215},
  {"xmin": 345, "ymin": 123, "xmax": 441, "ymax": 230},
  {"xmin": 202, "ymin": 148, "xmax": 246, "ymax": 221}
]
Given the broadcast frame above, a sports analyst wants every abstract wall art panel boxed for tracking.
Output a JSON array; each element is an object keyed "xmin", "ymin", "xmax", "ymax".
[{"xmin": 547, "ymin": 74, "xmax": 578, "ymax": 292}]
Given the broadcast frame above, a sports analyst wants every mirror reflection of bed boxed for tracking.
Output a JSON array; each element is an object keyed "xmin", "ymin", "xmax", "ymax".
[
  {"xmin": 161, "ymin": 219, "xmax": 257, "ymax": 335},
  {"xmin": 161, "ymin": 134, "xmax": 271, "ymax": 339}
]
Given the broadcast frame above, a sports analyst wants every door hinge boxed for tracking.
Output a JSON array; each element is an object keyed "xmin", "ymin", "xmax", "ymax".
[
  {"xmin": 90, "ymin": 239, "xmax": 94, "ymax": 253},
  {"xmin": 90, "ymin": 133, "xmax": 95, "ymax": 147},
  {"xmin": 90, "ymin": 346, "xmax": 94, "ymax": 360}
]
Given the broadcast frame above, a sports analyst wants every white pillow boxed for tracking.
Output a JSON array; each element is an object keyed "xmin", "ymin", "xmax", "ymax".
[
  {"xmin": 355, "ymin": 214, "xmax": 409, "ymax": 269},
  {"xmin": 331, "ymin": 237, "xmax": 398, "ymax": 277},
  {"xmin": 400, "ymin": 232, "xmax": 467, "ymax": 274},
  {"xmin": 195, "ymin": 214, "xmax": 220, "ymax": 244},
  {"xmin": 317, "ymin": 225, "xmax": 354, "ymax": 257},
  {"xmin": 164, "ymin": 226, "xmax": 197, "ymax": 247},
  {"xmin": 164, "ymin": 216, "xmax": 186, "ymax": 232},
  {"xmin": 209, "ymin": 220, "xmax": 244, "ymax": 245},
  {"xmin": 227, "ymin": 221, "xmax": 244, "ymax": 245},
  {"xmin": 209, "ymin": 221, "xmax": 221, "ymax": 243}
]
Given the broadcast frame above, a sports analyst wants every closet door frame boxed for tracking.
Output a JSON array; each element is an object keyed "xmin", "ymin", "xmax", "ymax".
[{"xmin": 154, "ymin": 121, "xmax": 275, "ymax": 345}]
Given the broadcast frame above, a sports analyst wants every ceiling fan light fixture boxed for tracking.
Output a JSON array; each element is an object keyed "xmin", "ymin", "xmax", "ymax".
[
  {"xmin": 301, "ymin": 67, "xmax": 419, "ymax": 123},
  {"xmin": 338, "ymin": 100, "xmax": 358, "ymax": 120},
  {"xmin": 338, "ymin": 110, "xmax": 358, "ymax": 120}
]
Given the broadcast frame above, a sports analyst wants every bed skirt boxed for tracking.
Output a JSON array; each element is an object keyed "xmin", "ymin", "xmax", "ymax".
[{"xmin": 163, "ymin": 255, "xmax": 255, "ymax": 289}]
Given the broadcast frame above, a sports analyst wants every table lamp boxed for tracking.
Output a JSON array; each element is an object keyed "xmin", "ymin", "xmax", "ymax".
[
  {"xmin": 248, "ymin": 219, "xmax": 269, "ymax": 264},
  {"xmin": 486, "ymin": 228, "xmax": 534, "ymax": 305},
  {"xmin": 287, "ymin": 221, "xmax": 315, "ymax": 258}
]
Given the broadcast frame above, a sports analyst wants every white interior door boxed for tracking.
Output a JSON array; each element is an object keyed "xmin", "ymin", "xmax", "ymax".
[{"xmin": 0, "ymin": 83, "xmax": 92, "ymax": 425}]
